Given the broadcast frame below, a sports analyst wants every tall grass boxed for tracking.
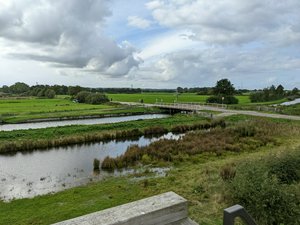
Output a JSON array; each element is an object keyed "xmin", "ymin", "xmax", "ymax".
[{"xmin": 101, "ymin": 119, "xmax": 288, "ymax": 170}]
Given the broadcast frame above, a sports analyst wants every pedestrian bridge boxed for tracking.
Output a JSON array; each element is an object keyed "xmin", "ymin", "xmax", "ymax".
[{"xmin": 153, "ymin": 102, "xmax": 227, "ymax": 112}]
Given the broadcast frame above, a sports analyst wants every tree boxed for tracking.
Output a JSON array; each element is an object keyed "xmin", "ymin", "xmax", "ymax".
[
  {"xmin": 276, "ymin": 85, "xmax": 284, "ymax": 96},
  {"xmin": 207, "ymin": 79, "xmax": 238, "ymax": 104},
  {"xmin": 177, "ymin": 87, "xmax": 184, "ymax": 93},
  {"xmin": 76, "ymin": 91, "xmax": 90, "ymax": 103},
  {"xmin": 213, "ymin": 79, "xmax": 235, "ymax": 96},
  {"xmin": 85, "ymin": 93, "xmax": 109, "ymax": 104},
  {"xmin": 68, "ymin": 86, "xmax": 82, "ymax": 96},
  {"xmin": 9, "ymin": 82, "xmax": 30, "ymax": 94},
  {"xmin": 45, "ymin": 89, "xmax": 56, "ymax": 99},
  {"xmin": 291, "ymin": 87, "xmax": 299, "ymax": 96}
]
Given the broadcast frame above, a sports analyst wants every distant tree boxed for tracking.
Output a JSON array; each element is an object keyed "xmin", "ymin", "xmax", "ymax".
[
  {"xmin": 45, "ymin": 89, "xmax": 56, "ymax": 99},
  {"xmin": 177, "ymin": 87, "xmax": 184, "ymax": 93},
  {"xmin": 269, "ymin": 85, "xmax": 276, "ymax": 94},
  {"xmin": 276, "ymin": 85, "xmax": 284, "ymax": 96},
  {"xmin": 213, "ymin": 79, "xmax": 236, "ymax": 96},
  {"xmin": 37, "ymin": 89, "xmax": 46, "ymax": 97},
  {"xmin": 1, "ymin": 85, "xmax": 10, "ymax": 93},
  {"xmin": 9, "ymin": 82, "xmax": 30, "ymax": 94},
  {"xmin": 291, "ymin": 87, "xmax": 299, "ymax": 96},
  {"xmin": 76, "ymin": 91, "xmax": 90, "ymax": 103},
  {"xmin": 250, "ymin": 84, "xmax": 286, "ymax": 103},
  {"xmin": 68, "ymin": 86, "xmax": 82, "ymax": 96},
  {"xmin": 85, "ymin": 93, "xmax": 109, "ymax": 104},
  {"xmin": 207, "ymin": 79, "xmax": 238, "ymax": 104}
]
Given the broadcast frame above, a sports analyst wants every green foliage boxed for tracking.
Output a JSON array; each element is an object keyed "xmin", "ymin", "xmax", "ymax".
[
  {"xmin": 8, "ymin": 82, "xmax": 30, "ymax": 94},
  {"xmin": 206, "ymin": 96, "xmax": 239, "ymax": 104},
  {"xmin": 268, "ymin": 151, "xmax": 300, "ymax": 184},
  {"xmin": 213, "ymin": 79, "xmax": 236, "ymax": 96},
  {"xmin": 75, "ymin": 91, "xmax": 90, "ymax": 103},
  {"xmin": 250, "ymin": 84, "xmax": 286, "ymax": 103},
  {"xmin": 75, "ymin": 91, "xmax": 109, "ymax": 104},
  {"xmin": 228, "ymin": 153, "xmax": 300, "ymax": 225},
  {"xmin": 85, "ymin": 93, "xmax": 109, "ymax": 104},
  {"xmin": 44, "ymin": 89, "xmax": 56, "ymax": 99},
  {"xmin": 206, "ymin": 79, "xmax": 238, "ymax": 105}
]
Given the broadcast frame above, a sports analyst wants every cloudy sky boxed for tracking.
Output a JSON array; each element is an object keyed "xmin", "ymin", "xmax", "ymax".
[{"xmin": 0, "ymin": 0, "xmax": 300, "ymax": 89}]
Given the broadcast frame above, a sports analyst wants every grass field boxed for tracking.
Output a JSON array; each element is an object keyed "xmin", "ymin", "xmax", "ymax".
[
  {"xmin": 108, "ymin": 92, "xmax": 210, "ymax": 104},
  {"xmin": 0, "ymin": 115, "xmax": 299, "ymax": 225},
  {"xmin": 108, "ymin": 92, "xmax": 288, "ymax": 105},
  {"xmin": 0, "ymin": 97, "xmax": 158, "ymax": 123},
  {"xmin": 0, "ymin": 94, "xmax": 291, "ymax": 123}
]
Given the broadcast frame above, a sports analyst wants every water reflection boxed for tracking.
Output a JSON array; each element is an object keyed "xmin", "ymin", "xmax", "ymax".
[
  {"xmin": 0, "ymin": 114, "xmax": 169, "ymax": 131},
  {"xmin": 0, "ymin": 132, "xmax": 182, "ymax": 201}
]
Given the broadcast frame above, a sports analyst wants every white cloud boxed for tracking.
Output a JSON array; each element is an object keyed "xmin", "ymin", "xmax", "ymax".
[
  {"xmin": 146, "ymin": 0, "xmax": 300, "ymax": 46},
  {"xmin": 0, "ymin": 0, "xmax": 141, "ymax": 77},
  {"xmin": 139, "ymin": 30, "xmax": 199, "ymax": 60},
  {"xmin": 127, "ymin": 16, "xmax": 152, "ymax": 29}
]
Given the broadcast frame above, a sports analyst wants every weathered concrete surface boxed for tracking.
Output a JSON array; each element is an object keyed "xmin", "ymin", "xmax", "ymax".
[{"xmin": 52, "ymin": 192, "xmax": 198, "ymax": 225}]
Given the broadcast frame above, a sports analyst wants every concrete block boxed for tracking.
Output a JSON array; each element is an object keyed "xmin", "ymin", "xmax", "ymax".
[{"xmin": 52, "ymin": 192, "xmax": 198, "ymax": 225}]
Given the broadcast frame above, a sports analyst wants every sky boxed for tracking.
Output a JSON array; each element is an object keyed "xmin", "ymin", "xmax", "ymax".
[{"xmin": 0, "ymin": 0, "xmax": 300, "ymax": 89}]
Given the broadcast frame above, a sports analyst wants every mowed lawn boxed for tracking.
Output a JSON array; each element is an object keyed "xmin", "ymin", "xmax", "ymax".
[{"xmin": 108, "ymin": 93, "xmax": 252, "ymax": 104}]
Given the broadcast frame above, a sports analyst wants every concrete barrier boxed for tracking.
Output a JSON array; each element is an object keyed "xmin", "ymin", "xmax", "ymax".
[{"xmin": 52, "ymin": 192, "xmax": 198, "ymax": 225}]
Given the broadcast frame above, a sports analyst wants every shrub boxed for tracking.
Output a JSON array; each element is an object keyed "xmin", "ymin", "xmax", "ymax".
[
  {"xmin": 228, "ymin": 159, "xmax": 299, "ymax": 225},
  {"xmin": 268, "ymin": 151, "xmax": 300, "ymax": 184},
  {"xmin": 101, "ymin": 156, "xmax": 117, "ymax": 170},
  {"xmin": 75, "ymin": 91, "xmax": 109, "ymax": 104},
  {"xmin": 206, "ymin": 96, "xmax": 239, "ymax": 104}
]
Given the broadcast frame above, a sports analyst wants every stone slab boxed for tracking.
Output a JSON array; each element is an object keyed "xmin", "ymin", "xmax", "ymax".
[{"xmin": 53, "ymin": 192, "xmax": 190, "ymax": 225}]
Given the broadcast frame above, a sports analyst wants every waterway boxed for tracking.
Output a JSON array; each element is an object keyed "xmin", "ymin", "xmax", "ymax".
[
  {"xmin": 0, "ymin": 114, "xmax": 169, "ymax": 131},
  {"xmin": 0, "ymin": 132, "xmax": 182, "ymax": 201},
  {"xmin": 280, "ymin": 98, "xmax": 300, "ymax": 106}
]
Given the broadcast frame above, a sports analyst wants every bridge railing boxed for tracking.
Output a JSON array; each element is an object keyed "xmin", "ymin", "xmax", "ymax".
[{"xmin": 154, "ymin": 102, "xmax": 227, "ymax": 109}]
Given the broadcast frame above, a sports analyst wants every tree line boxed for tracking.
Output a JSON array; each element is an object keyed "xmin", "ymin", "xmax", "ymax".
[{"xmin": 250, "ymin": 85, "xmax": 299, "ymax": 102}]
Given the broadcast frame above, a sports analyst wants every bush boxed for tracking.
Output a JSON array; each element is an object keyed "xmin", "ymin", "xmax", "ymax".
[
  {"xmin": 206, "ymin": 95, "xmax": 239, "ymax": 104},
  {"xmin": 268, "ymin": 151, "xmax": 300, "ymax": 184},
  {"xmin": 75, "ymin": 91, "xmax": 109, "ymax": 104},
  {"xmin": 45, "ymin": 89, "xmax": 56, "ymax": 99},
  {"xmin": 228, "ymin": 158, "xmax": 300, "ymax": 225},
  {"xmin": 85, "ymin": 93, "xmax": 109, "ymax": 104}
]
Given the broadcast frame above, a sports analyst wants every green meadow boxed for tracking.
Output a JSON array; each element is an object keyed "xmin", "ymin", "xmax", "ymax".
[
  {"xmin": 0, "ymin": 97, "xmax": 157, "ymax": 123},
  {"xmin": 108, "ymin": 92, "xmax": 288, "ymax": 105}
]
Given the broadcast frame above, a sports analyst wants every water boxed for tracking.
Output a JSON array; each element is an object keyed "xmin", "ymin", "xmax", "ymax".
[
  {"xmin": 280, "ymin": 98, "xmax": 300, "ymax": 106},
  {"xmin": 0, "ymin": 114, "xmax": 169, "ymax": 131},
  {"xmin": 0, "ymin": 132, "xmax": 183, "ymax": 201}
]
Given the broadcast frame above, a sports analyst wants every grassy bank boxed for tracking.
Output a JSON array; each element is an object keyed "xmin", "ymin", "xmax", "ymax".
[
  {"xmin": 0, "ymin": 115, "xmax": 299, "ymax": 225},
  {"xmin": 0, "ymin": 114, "xmax": 215, "ymax": 153},
  {"xmin": 0, "ymin": 97, "xmax": 159, "ymax": 123}
]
